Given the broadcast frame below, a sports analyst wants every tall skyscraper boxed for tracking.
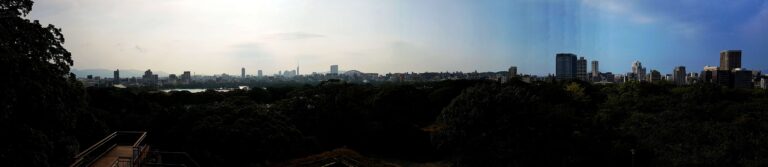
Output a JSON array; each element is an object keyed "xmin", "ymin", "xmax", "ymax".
[
  {"xmin": 591, "ymin": 60, "xmax": 599, "ymax": 79},
  {"xmin": 720, "ymin": 50, "xmax": 742, "ymax": 71},
  {"xmin": 673, "ymin": 66, "xmax": 686, "ymax": 85},
  {"xmin": 330, "ymin": 65, "xmax": 339, "ymax": 75},
  {"xmin": 241, "ymin": 67, "xmax": 245, "ymax": 78},
  {"xmin": 576, "ymin": 57, "xmax": 588, "ymax": 81},
  {"xmin": 257, "ymin": 70, "xmax": 263, "ymax": 77},
  {"xmin": 181, "ymin": 71, "xmax": 191, "ymax": 84},
  {"xmin": 555, "ymin": 53, "xmax": 577, "ymax": 80},
  {"xmin": 508, "ymin": 66, "xmax": 517, "ymax": 78},
  {"xmin": 632, "ymin": 61, "xmax": 647, "ymax": 81},
  {"xmin": 113, "ymin": 69, "xmax": 120, "ymax": 82}
]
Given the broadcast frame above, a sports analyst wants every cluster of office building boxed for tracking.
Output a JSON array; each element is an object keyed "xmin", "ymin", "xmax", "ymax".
[{"xmin": 555, "ymin": 50, "xmax": 768, "ymax": 89}]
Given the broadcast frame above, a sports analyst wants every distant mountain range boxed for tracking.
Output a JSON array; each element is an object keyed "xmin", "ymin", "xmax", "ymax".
[{"xmin": 71, "ymin": 68, "xmax": 169, "ymax": 78}]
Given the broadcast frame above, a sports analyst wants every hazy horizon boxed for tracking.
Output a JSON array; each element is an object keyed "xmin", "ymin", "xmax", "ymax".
[{"xmin": 29, "ymin": 0, "xmax": 768, "ymax": 75}]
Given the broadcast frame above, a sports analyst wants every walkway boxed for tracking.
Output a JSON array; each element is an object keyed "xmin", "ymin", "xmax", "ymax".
[{"xmin": 90, "ymin": 146, "xmax": 132, "ymax": 167}]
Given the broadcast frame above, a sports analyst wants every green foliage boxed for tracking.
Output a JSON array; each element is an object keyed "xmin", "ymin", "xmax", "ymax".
[
  {"xmin": 1, "ymin": 0, "xmax": 104, "ymax": 166},
  {"xmin": 433, "ymin": 82, "xmax": 601, "ymax": 166},
  {"xmin": 82, "ymin": 79, "xmax": 768, "ymax": 167},
  {"xmin": 86, "ymin": 88, "xmax": 311, "ymax": 166},
  {"xmin": 432, "ymin": 81, "xmax": 768, "ymax": 166}
]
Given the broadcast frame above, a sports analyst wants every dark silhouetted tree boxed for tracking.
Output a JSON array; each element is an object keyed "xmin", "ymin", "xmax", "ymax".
[{"xmin": 1, "ymin": 0, "xmax": 103, "ymax": 166}]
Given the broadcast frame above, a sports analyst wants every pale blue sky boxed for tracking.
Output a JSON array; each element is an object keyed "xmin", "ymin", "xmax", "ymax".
[{"xmin": 29, "ymin": 0, "xmax": 768, "ymax": 75}]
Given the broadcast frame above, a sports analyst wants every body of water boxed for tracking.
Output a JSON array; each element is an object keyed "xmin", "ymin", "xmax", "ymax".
[
  {"xmin": 160, "ymin": 89, "xmax": 209, "ymax": 93},
  {"xmin": 161, "ymin": 86, "xmax": 250, "ymax": 93}
]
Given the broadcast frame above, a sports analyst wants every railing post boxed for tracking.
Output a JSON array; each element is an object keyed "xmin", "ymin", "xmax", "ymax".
[{"xmin": 133, "ymin": 147, "xmax": 139, "ymax": 166}]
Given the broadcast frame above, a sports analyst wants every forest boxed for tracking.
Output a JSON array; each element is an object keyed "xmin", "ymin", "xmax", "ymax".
[
  {"xmin": 77, "ymin": 80, "xmax": 768, "ymax": 167},
  {"xmin": 10, "ymin": 77, "xmax": 768, "ymax": 166}
]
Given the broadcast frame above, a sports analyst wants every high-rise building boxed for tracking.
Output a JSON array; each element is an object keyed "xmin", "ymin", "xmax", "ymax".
[
  {"xmin": 555, "ymin": 53, "xmax": 577, "ymax": 80},
  {"xmin": 143, "ymin": 69, "xmax": 152, "ymax": 80},
  {"xmin": 576, "ymin": 57, "xmax": 588, "ymax": 81},
  {"xmin": 604, "ymin": 72, "xmax": 615, "ymax": 83},
  {"xmin": 701, "ymin": 66, "xmax": 718, "ymax": 83},
  {"xmin": 181, "ymin": 71, "xmax": 191, "ymax": 84},
  {"xmin": 591, "ymin": 60, "xmax": 599, "ymax": 80},
  {"xmin": 720, "ymin": 50, "xmax": 742, "ymax": 71},
  {"xmin": 715, "ymin": 69, "xmax": 732, "ymax": 87},
  {"xmin": 241, "ymin": 67, "xmax": 245, "ymax": 78},
  {"xmin": 257, "ymin": 70, "xmax": 263, "ymax": 77},
  {"xmin": 673, "ymin": 66, "xmax": 686, "ymax": 85},
  {"xmin": 733, "ymin": 68, "xmax": 753, "ymax": 89},
  {"xmin": 650, "ymin": 70, "xmax": 661, "ymax": 82},
  {"xmin": 330, "ymin": 65, "xmax": 339, "ymax": 75},
  {"xmin": 631, "ymin": 61, "xmax": 647, "ymax": 81},
  {"xmin": 142, "ymin": 69, "xmax": 157, "ymax": 85},
  {"xmin": 508, "ymin": 66, "xmax": 517, "ymax": 78},
  {"xmin": 114, "ymin": 69, "xmax": 120, "ymax": 83}
]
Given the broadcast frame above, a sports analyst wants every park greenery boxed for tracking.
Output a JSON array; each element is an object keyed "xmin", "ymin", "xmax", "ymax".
[
  {"xmin": 9, "ymin": 78, "xmax": 768, "ymax": 166},
  {"xmin": 3, "ymin": 0, "xmax": 768, "ymax": 166}
]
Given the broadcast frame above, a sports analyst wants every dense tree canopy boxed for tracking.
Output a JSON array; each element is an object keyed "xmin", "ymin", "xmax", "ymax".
[
  {"xmin": 80, "ymin": 80, "xmax": 768, "ymax": 167},
  {"xmin": 1, "ymin": 0, "xmax": 103, "ymax": 166}
]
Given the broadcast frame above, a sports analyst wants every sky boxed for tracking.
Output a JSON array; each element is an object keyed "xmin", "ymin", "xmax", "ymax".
[{"xmin": 28, "ymin": 0, "xmax": 768, "ymax": 75}]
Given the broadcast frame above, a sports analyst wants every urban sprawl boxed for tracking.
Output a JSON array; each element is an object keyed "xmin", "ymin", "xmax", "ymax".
[{"xmin": 79, "ymin": 50, "xmax": 768, "ymax": 89}]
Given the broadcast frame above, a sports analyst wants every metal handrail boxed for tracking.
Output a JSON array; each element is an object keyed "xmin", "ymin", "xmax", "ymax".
[
  {"xmin": 74, "ymin": 132, "xmax": 118, "ymax": 158},
  {"xmin": 70, "ymin": 144, "xmax": 117, "ymax": 167},
  {"xmin": 131, "ymin": 131, "xmax": 147, "ymax": 148},
  {"xmin": 71, "ymin": 131, "xmax": 150, "ymax": 167}
]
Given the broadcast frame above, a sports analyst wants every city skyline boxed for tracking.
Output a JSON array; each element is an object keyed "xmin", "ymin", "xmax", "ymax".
[
  {"xmin": 80, "ymin": 49, "xmax": 767, "ymax": 90},
  {"xmin": 72, "ymin": 49, "xmax": 760, "ymax": 78},
  {"xmin": 29, "ymin": 0, "xmax": 768, "ymax": 75}
]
